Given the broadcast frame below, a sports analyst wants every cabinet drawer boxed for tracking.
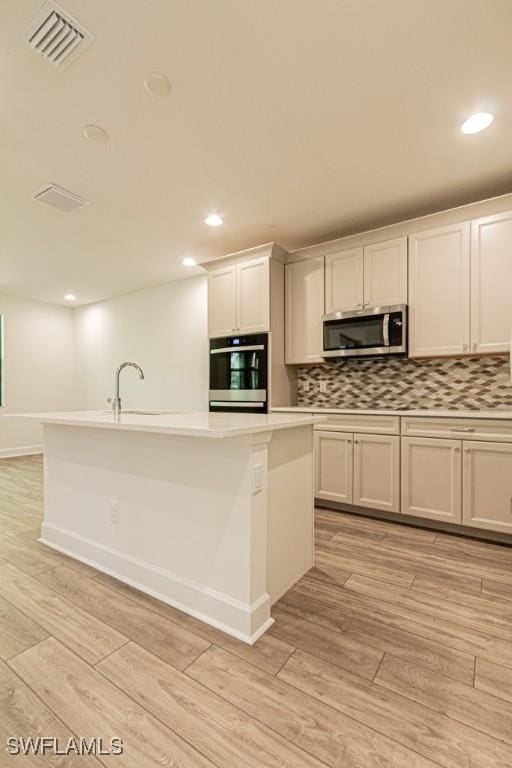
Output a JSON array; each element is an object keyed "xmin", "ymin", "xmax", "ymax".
[
  {"xmin": 401, "ymin": 417, "xmax": 512, "ymax": 443},
  {"xmin": 314, "ymin": 413, "xmax": 400, "ymax": 435}
]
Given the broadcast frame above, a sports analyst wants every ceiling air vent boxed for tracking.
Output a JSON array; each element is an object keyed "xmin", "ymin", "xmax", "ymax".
[
  {"xmin": 20, "ymin": 1, "xmax": 93, "ymax": 70},
  {"xmin": 32, "ymin": 184, "xmax": 89, "ymax": 213}
]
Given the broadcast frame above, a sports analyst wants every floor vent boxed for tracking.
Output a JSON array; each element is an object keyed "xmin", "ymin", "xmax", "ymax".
[
  {"xmin": 19, "ymin": 1, "xmax": 93, "ymax": 70},
  {"xmin": 32, "ymin": 184, "xmax": 89, "ymax": 213}
]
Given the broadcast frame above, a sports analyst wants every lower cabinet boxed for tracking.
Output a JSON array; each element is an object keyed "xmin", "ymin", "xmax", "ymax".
[
  {"xmin": 401, "ymin": 437, "xmax": 462, "ymax": 523},
  {"xmin": 463, "ymin": 441, "xmax": 512, "ymax": 534},
  {"xmin": 315, "ymin": 430, "xmax": 400, "ymax": 513},
  {"xmin": 314, "ymin": 431, "xmax": 353, "ymax": 504},
  {"xmin": 313, "ymin": 416, "xmax": 512, "ymax": 535},
  {"xmin": 353, "ymin": 434, "xmax": 400, "ymax": 513}
]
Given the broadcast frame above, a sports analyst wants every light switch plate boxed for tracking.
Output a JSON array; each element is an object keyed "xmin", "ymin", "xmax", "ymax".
[
  {"xmin": 109, "ymin": 499, "xmax": 120, "ymax": 523},
  {"xmin": 302, "ymin": 381, "xmax": 310, "ymax": 393},
  {"xmin": 319, "ymin": 381, "xmax": 328, "ymax": 393},
  {"xmin": 252, "ymin": 463, "xmax": 264, "ymax": 494}
]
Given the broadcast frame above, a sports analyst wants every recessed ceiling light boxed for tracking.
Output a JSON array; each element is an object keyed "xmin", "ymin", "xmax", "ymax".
[
  {"xmin": 144, "ymin": 73, "xmax": 172, "ymax": 97},
  {"xmin": 83, "ymin": 125, "xmax": 109, "ymax": 143},
  {"xmin": 182, "ymin": 257, "xmax": 197, "ymax": 267},
  {"xmin": 64, "ymin": 293, "xmax": 77, "ymax": 302},
  {"xmin": 460, "ymin": 112, "xmax": 494, "ymax": 134},
  {"xmin": 204, "ymin": 213, "xmax": 223, "ymax": 227}
]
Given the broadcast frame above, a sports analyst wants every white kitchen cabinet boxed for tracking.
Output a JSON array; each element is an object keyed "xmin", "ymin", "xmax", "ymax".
[
  {"xmin": 208, "ymin": 257, "xmax": 269, "ymax": 338},
  {"xmin": 285, "ymin": 256, "xmax": 324, "ymax": 364},
  {"xmin": 401, "ymin": 436, "xmax": 462, "ymax": 523},
  {"xmin": 471, "ymin": 211, "xmax": 512, "ymax": 354},
  {"xmin": 353, "ymin": 433, "xmax": 400, "ymax": 513},
  {"xmin": 363, "ymin": 237, "xmax": 407, "ymax": 308},
  {"xmin": 236, "ymin": 257, "xmax": 270, "ymax": 334},
  {"xmin": 208, "ymin": 266, "xmax": 238, "ymax": 337},
  {"xmin": 325, "ymin": 247, "xmax": 364, "ymax": 313},
  {"xmin": 325, "ymin": 238, "xmax": 407, "ymax": 314},
  {"xmin": 314, "ymin": 431, "xmax": 353, "ymax": 504},
  {"xmin": 408, "ymin": 222, "xmax": 470, "ymax": 357},
  {"xmin": 462, "ymin": 441, "xmax": 512, "ymax": 534}
]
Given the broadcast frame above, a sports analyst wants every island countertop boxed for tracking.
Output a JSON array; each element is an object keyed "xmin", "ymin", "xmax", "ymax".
[{"xmin": 7, "ymin": 409, "xmax": 324, "ymax": 439}]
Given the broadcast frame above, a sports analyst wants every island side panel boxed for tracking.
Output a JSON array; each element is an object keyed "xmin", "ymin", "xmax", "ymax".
[
  {"xmin": 266, "ymin": 424, "xmax": 315, "ymax": 602},
  {"xmin": 41, "ymin": 424, "xmax": 272, "ymax": 643}
]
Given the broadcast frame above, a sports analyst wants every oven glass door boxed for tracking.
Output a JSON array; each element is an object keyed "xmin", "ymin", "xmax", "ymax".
[
  {"xmin": 324, "ymin": 313, "xmax": 386, "ymax": 351},
  {"xmin": 210, "ymin": 348, "xmax": 266, "ymax": 391}
]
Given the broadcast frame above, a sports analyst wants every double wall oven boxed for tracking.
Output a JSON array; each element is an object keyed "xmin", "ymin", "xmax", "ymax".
[{"xmin": 209, "ymin": 333, "xmax": 268, "ymax": 413}]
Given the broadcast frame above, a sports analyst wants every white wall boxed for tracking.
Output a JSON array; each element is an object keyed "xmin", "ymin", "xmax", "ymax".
[
  {"xmin": 0, "ymin": 293, "xmax": 75, "ymax": 456},
  {"xmin": 73, "ymin": 276, "xmax": 208, "ymax": 413}
]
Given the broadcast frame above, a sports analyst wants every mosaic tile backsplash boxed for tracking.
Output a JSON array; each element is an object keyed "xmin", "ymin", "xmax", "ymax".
[{"xmin": 297, "ymin": 355, "xmax": 512, "ymax": 410}]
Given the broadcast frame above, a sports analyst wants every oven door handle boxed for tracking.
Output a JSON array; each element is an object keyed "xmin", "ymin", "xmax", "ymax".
[
  {"xmin": 383, "ymin": 314, "xmax": 390, "ymax": 347},
  {"xmin": 210, "ymin": 345, "xmax": 265, "ymax": 354}
]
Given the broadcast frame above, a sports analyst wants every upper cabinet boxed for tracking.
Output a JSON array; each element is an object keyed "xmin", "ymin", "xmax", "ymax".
[
  {"xmin": 285, "ymin": 256, "xmax": 324, "ymax": 364},
  {"xmin": 363, "ymin": 237, "xmax": 408, "ymax": 308},
  {"xmin": 207, "ymin": 265, "xmax": 238, "ymax": 337},
  {"xmin": 408, "ymin": 222, "xmax": 471, "ymax": 357},
  {"xmin": 325, "ymin": 247, "xmax": 363, "ymax": 313},
  {"xmin": 208, "ymin": 257, "xmax": 269, "ymax": 338},
  {"xmin": 409, "ymin": 212, "xmax": 512, "ymax": 358},
  {"xmin": 325, "ymin": 237, "xmax": 407, "ymax": 314},
  {"xmin": 471, "ymin": 211, "xmax": 512, "ymax": 354}
]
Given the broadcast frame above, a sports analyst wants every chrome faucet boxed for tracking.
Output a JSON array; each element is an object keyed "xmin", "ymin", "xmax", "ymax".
[{"xmin": 109, "ymin": 362, "xmax": 145, "ymax": 415}]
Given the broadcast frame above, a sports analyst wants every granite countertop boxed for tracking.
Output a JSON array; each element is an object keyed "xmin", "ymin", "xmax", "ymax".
[
  {"xmin": 271, "ymin": 406, "xmax": 512, "ymax": 420},
  {"xmin": 4, "ymin": 410, "xmax": 323, "ymax": 439}
]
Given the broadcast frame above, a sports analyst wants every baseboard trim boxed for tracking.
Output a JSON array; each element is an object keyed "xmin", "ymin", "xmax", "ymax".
[
  {"xmin": 0, "ymin": 445, "xmax": 43, "ymax": 459},
  {"xmin": 40, "ymin": 522, "xmax": 273, "ymax": 644},
  {"xmin": 316, "ymin": 499, "xmax": 512, "ymax": 546}
]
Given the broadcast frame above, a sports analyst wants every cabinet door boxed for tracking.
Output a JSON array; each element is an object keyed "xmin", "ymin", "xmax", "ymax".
[
  {"xmin": 401, "ymin": 437, "xmax": 462, "ymax": 523},
  {"xmin": 463, "ymin": 441, "xmax": 512, "ymax": 534},
  {"xmin": 408, "ymin": 223, "xmax": 470, "ymax": 357},
  {"xmin": 325, "ymin": 248, "xmax": 364, "ymax": 313},
  {"xmin": 363, "ymin": 237, "xmax": 407, "ymax": 308},
  {"xmin": 285, "ymin": 257, "xmax": 324, "ymax": 364},
  {"xmin": 208, "ymin": 266, "xmax": 237, "ymax": 338},
  {"xmin": 471, "ymin": 211, "xmax": 512, "ymax": 354},
  {"xmin": 314, "ymin": 431, "xmax": 353, "ymax": 504},
  {"xmin": 236, "ymin": 257, "xmax": 270, "ymax": 334},
  {"xmin": 353, "ymin": 434, "xmax": 400, "ymax": 513}
]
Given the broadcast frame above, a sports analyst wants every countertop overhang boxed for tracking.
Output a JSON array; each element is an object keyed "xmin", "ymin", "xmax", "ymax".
[
  {"xmin": 5, "ymin": 410, "xmax": 323, "ymax": 439},
  {"xmin": 271, "ymin": 406, "xmax": 512, "ymax": 420}
]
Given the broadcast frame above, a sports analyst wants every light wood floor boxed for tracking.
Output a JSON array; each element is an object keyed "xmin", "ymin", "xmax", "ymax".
[{"xmin": 2, "ymin": 456, "xmax": 512, "ymax": 766}]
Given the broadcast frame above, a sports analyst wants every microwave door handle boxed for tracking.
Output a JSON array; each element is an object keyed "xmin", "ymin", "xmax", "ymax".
[{"xmin": 383, "ymin": 314, "xmax": 390, "ymax": 347}]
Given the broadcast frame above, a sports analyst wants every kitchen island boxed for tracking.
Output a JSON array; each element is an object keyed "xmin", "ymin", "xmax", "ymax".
[{"xmin": 11, "ymin": 410, "xmax": 320, "ymax": 643}]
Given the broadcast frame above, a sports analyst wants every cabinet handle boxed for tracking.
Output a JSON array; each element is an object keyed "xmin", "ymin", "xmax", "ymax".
[{"xmin": 449, "ymin": 427, "xmax": 475, "ymax": 433}]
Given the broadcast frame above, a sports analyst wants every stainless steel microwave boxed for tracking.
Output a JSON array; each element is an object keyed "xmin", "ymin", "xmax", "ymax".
[{"xmin": 322, "ymin": 304, "xmax": 407, "ymax": 358}]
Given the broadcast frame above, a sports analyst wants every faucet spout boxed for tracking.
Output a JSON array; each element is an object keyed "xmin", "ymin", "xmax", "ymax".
[{"xmin": 110, "ymin": 362, "xmax": 145, "ymax": 415}]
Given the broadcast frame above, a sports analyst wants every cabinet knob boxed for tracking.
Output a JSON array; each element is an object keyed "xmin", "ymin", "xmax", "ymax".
[
  {"xmin": 354, "ymin": 440, "xmax": 359, "ymax": 444},
  {"xmin": 454, "ymin": 447, "xmax": 460, "ymax": 453},
  {"xmin": 464, "ymin": 447, "xmax": 471, "ymax": 454}
]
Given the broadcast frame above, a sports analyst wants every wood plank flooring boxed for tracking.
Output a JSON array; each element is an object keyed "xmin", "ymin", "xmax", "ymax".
[{"xmin": 2, "ymin": 455, "xmax": 512, "ymax": 766}]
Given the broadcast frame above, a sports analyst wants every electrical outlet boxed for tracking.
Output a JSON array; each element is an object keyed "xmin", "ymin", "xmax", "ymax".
[
  {"xmin": 109, "ymin": 499, "xmax": 120, "ymax": 524},
  {"xmin": 319, "ymin": 380, "xmax": 328, "ymax": 393}
]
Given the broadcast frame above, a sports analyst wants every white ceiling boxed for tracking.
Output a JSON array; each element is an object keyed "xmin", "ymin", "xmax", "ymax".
[{"xmin": 1, "ymin": 0, "xmax": 512, "ymax": 306}]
